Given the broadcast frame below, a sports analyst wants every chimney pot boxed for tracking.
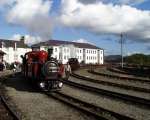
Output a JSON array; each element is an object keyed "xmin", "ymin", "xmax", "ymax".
[{"xmin": 20, "ymin": 36, "xmax": 25, "ymax": 44}]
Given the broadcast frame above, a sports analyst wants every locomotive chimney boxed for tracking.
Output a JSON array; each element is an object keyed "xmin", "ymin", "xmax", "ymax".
[{"xmin": 48, "ymin": 47, "xmax": 53, "ymax": 59}]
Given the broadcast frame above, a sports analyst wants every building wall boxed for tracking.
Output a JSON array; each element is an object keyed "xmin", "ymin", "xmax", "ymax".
[
  {"xmin": 40, "ymin": 45, "xmax": 104, "ymax": 64},
  {"xmin": 0, "ymin": 41, "xmax": 104, "ymax": 65},
  {"xmin": 76, "ymin": 48, "xmax": 83, "ymax": 63},
  {"xmin": 0, "ymin": 47, "xmax": 31, "ymax": 64},
  {"xmin": 85, "ymin": 49, "xmax": 99, "ymax": 64}
]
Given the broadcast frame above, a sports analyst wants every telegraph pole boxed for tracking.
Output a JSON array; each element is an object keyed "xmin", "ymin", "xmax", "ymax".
[{"xmin": 120, "ymin": 33, "xmax": 123, "ymax": 68}]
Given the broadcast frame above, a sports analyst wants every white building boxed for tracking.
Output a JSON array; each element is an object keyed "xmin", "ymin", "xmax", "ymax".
[
  {"xmin": 32, "ymin": 40, "xmax": 104, "ymax": 64},
  {"xmin": 0, "ymin": 39, "xmax": 104, "ymax": 64},
  {"xmin": 0, "ymin": 38, "xmax": 31, "ymax": 64}
]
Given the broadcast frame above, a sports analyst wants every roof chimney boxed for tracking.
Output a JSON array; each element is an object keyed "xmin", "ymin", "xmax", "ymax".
[{"xmin": 20, "ymin": 36, "xmax": 25, "ymax": 44}]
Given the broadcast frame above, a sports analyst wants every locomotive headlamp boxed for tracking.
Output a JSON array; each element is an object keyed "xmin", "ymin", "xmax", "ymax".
[
  {"xmin": 58, "ymin": 82, "xmax": 63, "ymax": 88},
  {"xmin": 39, "ymin": 82, "xmax": 45, "ymax": 88}
]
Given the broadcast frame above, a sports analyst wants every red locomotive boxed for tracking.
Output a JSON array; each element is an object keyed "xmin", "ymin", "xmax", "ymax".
[{"xmin": 21, "ymin": 48, "xmax": 63, "ymax": 91}]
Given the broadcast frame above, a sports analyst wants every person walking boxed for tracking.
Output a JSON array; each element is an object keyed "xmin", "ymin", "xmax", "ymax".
[{"xmin": 65, "ymin": 62, "xmax": 72, "ymax": 80}]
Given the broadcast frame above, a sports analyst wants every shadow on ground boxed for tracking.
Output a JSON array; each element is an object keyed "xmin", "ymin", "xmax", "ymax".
[{"xmin": 2, "ymin": 73, "xmax": 39, "ymax": 93}]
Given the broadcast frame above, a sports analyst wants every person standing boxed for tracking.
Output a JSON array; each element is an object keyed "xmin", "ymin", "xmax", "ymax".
[
  {"xmin": 13, "ymin": 62, "xmax": 17, "ymax": 72},
  {"xmin": 65, "ymin": 62, "xmax": 72, "ymax": 80},
  {"xmin": 2, "ymin": 60, "xmax": 6, "ymax": 70},
  {"xmin": 58, "ymin": 61, "xmax": 65, "ymax": 79}
]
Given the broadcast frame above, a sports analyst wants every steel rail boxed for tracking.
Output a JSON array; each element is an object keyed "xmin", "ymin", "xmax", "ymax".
[
  {"xmin": 0, "ymin": 95, "xmax": 20, "ymax": 120},
  {"xmin": 61, "ymin": 79, "xmax": 150, "ymax": 108},
  {"xmin": 46, "ymin": 91, "xmax": 135, "ymax": 120},
  {"xmin": 71, "ymin": 73, "xmax": 150, "ymax": 93},
  {"xmin": 107, "ymin": 67, "xmax": 150, "ymax": 81},
  {"xmin": 88, "ymin": 70, "xmax": 150, "ymax": 83}
]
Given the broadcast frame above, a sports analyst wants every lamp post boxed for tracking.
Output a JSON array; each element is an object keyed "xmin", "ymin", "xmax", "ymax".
[{"xmin": 120, "ymin": 33, "xmax": 124, "ymax": 68}]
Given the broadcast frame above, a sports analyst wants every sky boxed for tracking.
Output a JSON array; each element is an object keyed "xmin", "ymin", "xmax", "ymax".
[{"xmin": 0, "ymin": 0, "xmax": 150, "ymax": 55}]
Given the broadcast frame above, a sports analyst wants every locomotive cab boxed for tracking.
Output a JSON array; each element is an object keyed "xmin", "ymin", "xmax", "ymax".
[{"xmin": 22, "ymin": 48, "xmax": 63, "ymax": 91}]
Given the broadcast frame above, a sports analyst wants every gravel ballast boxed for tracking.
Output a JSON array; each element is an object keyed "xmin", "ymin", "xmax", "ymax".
[
  {"xmin": 75, "ymin": 69, "xmax": 150, "ymax": 90},
  {"xmin": 70, "ymin": 76, "xmax": 150, "ymax": 100},
  {"xmin": 62, "ymin": 83, "xmax": 150, "ymax": 120},
  {"xmin": 97, "ymin": 68, "xmax": 150, "ymax": 80},
  {"xmin": 3, "ymin": 74, "xmax": 96, "ymax": 120}
]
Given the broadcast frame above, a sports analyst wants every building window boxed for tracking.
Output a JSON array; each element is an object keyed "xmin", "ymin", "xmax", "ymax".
[
  {"xmin": 80, "ymin": 50, "xmax": 82, "ymax": 53},
  {"xmin": 64, "ymin": 55, "xmax": 66, "ymax": 60},
  {"xmin": 64, "ymin": 48, "xmax": 66, "ymax": 53},
  {"xmin": 67, "ymin": 48, "xmax": 69, "ymax": 53},
  {"xmin": 59, "ymin": 54, "xmax": 61, "ymax": 59},
  {"xmin": 87, "ymin": 56, "xmax": 88, "ymax": 60},
  {"xmin": 45, "ymin": 47, "xmax": 48, "ymax": 51},
  {"xmin": 101, "ymin": 51, "xmax": 103, "ymax": 54},
  {"xmin": 55, "ymin": 48, "xmax": 57, "ymax": 52},
  {"xmin": 80, "ymin": 56, "xmax": 81, "ymax": 59},
  {"xmin": 87, "ymin": 50, "xmax": 88, "ymax": 53}
]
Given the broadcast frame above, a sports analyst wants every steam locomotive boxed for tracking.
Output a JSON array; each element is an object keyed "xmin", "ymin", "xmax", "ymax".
[{"xmin": 21, "ymin": 48, "xmax": 63, "ymax": 91}]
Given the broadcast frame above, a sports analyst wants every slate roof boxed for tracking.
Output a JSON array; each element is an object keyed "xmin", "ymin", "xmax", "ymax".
[
  {"xmin": 32, "ymin": 40, "xmax": 103, "ymax": 49},
  {"xmin": 0, "ymin": 39, "xmax": 29, "ymax": 48}
]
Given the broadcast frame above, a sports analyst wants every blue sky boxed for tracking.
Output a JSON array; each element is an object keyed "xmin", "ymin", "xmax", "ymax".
[{"xmin": 0, "ymin": 0, "xmax": 150, "ymax": 55}]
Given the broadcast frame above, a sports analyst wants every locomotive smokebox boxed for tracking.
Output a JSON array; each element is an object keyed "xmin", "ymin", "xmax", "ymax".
[{"xmin": 48, "ymin": 47, "xmax": 53, "ymax": 59}]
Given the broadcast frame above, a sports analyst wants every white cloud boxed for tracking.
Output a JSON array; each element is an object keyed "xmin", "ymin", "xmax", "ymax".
[
  {"xmin": 117, "ymin": 0, "xmax": 148, "ymax": 5},
  {"xmin": 0, "ymin": 0, "xmax": 14, "ymax": 6},
  {"xmin": 59, "ymin": 0, "xmax": 150, "ymax": 43},
  {"xmin": 73, "ymin": 38, "xmax": 94, "ymax": 44},
  {"xmin": 11, "ymin": 34, "xmax": 42, "ymax": 45},
  {"xmin": 3, "ymin": 0, "xmax": 53, "ymax": 39},
  {"xmin": 78, "ymin": 0, "xmax": 148, "ymax": 5}
]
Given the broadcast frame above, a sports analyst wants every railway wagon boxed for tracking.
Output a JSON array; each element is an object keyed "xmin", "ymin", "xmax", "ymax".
[
  {"xmin": 68, "ymin": 58, "xmax": 80, "ymax": 71},
  {"xmin": 21, "ymin": 48, "xmax": 63, "ymax": 91}
]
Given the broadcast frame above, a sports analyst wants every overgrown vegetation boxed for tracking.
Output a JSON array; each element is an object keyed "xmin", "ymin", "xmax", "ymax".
[{"xmin": 125, "ymin": 54, "xmax": 150, "ymax": 66}]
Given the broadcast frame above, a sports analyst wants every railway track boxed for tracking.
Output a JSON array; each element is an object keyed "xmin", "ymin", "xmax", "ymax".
[
  {"xmin": 107, "ymin": 67, "xmax": 149, "ymax": 78},
  {"xmin": 71, "ymin": 73, "xmax": 150, "ymax": 93},
  {"xmin": 0, "ymin": 72, "xmax": 20, "ymax": 120},
  {"xmin": 61, "ymin": 79, "xmax": 150, "ymax": 108},
  {"xmin": 88, "ymin": 70, "xmax": 150, "ymax": 83},
  {"xmin": 46, "ymin": 91, "xmax": 135, "ymax": 120},
  {"xmin": 0, "ymin": 95, "xmax": 20, "ymax": 120}
]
